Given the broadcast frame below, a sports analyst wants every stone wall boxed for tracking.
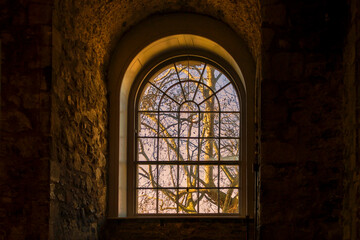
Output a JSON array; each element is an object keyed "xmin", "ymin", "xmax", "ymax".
[
  {"xmin": 104, "ymin": 218, "xmax": 254, "ymax": 240},
  {"xmin": 50, "ymin": 1, "xmax": 108, "ymax": 238},
  {"xmin": 342, "ymin": 0, "xmax": 360, "ymax": 239},
  {"xmin": 51, "ymin": 0, "xmax": 261, "ymax": 239},
  {"xmin": 3, "ymin": 1, "xmax": 358, "ymax": 239},
  {"xmin": 260, "ymin": 0, "xmax": 348, "ymax": 239},
  {"xmin": 0, "ymin": 0, "xmax": 52, "ymax": 239}
]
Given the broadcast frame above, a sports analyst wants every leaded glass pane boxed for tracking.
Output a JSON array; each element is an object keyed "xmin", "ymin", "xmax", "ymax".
[
  {"xmin": 137, "ymin": 164, "xmax": 157, "ymax": 188},
  {"xmin": 139, "ymin": 112, "xmax": 158, "ymax": 137},
  {"xmin": 199, "ymin": 165, "xmax": 218, "ymax": 187},
  {"xmin": 158, "ymin": 190, "xmax": 177, "ymax": 213},
  {"xmin": 199, "ymin": 189, "xmax": 219, "ymax": 213},
  {"xmin": 138, "ymin": 138, "xmax": 157, "ymax": 161},
  {"xmin": 137, "ymin": 189, "xmax": 157, "ymax": 214},
  {"xmin": 220, "ymin": 165, "xmax": 239, "ymax": 187},
  {"xmin": 159, "ymin": 113, "xmax": 178, "ymax": 137},
  {"xmin": 217, "ymin": 84, "xmax": 240, "ymax": 112},
  {"xmin": 220, "ymin": 113, "xmax": 240, "ymax": 137},
  {"xmin": 219, "ymin": 188, "xmax": 239, "ymax": 213},
  {"xmin": 150, "ymin": 66, "xmax": 178, "ymax": 92},
  {"xmin": 179, "ymin": 165, "xmax": 197, "ymax": 188},
  {"xmin": 158, "ymin": 165, "xmax": 178, "ymax": 188},
  {"xmin": 136, "ymin": 59, "xmax": 241, "ymax": 215},
  {"xmin": 178, "ymin": 189, "xmax": 198, "ymax": 214}
]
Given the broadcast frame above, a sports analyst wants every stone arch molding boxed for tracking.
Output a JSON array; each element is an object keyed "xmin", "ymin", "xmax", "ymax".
[{"xmin": 108, "ymin": 13, "xmax": 255, "ymax": 217}]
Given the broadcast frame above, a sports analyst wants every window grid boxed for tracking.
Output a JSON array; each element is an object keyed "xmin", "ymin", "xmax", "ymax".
[{"xmin": 136, "ymin": 59, "xmax": 241, "ymax": 215}]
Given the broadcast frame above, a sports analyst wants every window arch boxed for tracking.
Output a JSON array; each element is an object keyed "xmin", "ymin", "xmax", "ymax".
[
  {"xmin": 129, "ymin": 56, "xmax": 245, "ymax": 215},
  {"xmin": 108, "ymin": 13, "xmax": 255, "ymax": 218}
]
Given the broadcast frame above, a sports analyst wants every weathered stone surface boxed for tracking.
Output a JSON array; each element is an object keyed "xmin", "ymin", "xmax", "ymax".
[
  {"xmin": 104, "ymin": 218, "xmax": 254, "ymax": 240},
  {"xmin": 342, "ymin": 0, "xmax": 360, "ymax": 239},
  {"xmin": 261, "ymin": 0, "xmax": 350, "ymax": 239},
  {"xmin": 1, "ymin": 0, "xmax": 360, "ymax": 239},
  {"xmin": 50, "ymin": 0, "xmax": 261, "ymax": 239},
  {"xmin": 0, "ymin": 0, "xmax": 52, "ymax": 239}
]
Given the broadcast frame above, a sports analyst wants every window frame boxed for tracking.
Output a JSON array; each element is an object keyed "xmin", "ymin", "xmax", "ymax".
[
  {"xmin": 107, "ymin": 13, "xmax": 256, "ymax": 219},
  {"xmin": 127, "ymin": 54, "xmax": 247, "ymax": 217}
]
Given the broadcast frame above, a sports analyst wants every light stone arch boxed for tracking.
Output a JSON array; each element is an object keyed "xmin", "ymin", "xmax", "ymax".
[{"xmin": 108, "ymin": 13, "xmax": 255, "ymax": 218}]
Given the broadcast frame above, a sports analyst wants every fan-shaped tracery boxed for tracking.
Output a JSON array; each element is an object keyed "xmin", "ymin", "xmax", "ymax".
[{"xmin": 136, "ymin": 59, "xmax": 241, "ymax": 215}]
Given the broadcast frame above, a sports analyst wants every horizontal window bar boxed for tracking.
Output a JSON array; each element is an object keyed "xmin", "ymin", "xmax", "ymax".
[
  {"xmin": 137, "ymin": 136, "xmax": 241, "ymax": 140},
  {"xmin": 136, "ymin": 161, "xmax": 240, "ymax": 165},
  {"xmin": 135, "ymin": 213, "xmax": 241, "ymax": 216},
  {"xmin": 138, "ymin": 110, "xmax": 241, "ymax": 113},
  {"xmin": 137, "ymin": 187, "xmax": 240, "ymax": 190}
]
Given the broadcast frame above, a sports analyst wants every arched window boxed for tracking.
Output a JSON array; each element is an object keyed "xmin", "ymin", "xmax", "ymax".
[
  {"xmin": 108, "ymin": 14, "xmax": 255, "ymax": 218},
  {"xmin": 130, "ymin": 57, "xmax": 244, "ymax": 215}
]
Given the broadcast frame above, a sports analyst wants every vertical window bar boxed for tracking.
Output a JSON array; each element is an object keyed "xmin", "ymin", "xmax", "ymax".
[
  {"xmin": 197, "ymin": 110, "xmax": 200, "ymax": 214},
  {"xmin": 187, "ymin": 58, "xmax": 189, "ymax": 100},
  {"xmin": 218, "ymin": 106, "xmax": 222, "ymax": 213},
  {"xmin": 156, "ymin": 98, "xmax": 161, "ymax": 214},
  {"xmin": 219, "ymin": 112, "xmax": 221, "ymax": 163},
  {"xmin": 239, "ymin": 111, "xmax": 242, "ymax": 215},
  {"xmin": 177, "ymin": 106, "xmax": 180, "ymax": 213},
  {"xmin": 156, "ymin": 164, "xmax": 159, "ymax": 214},
  {"xmin": 176, "ymin": 164, "xmax": 179, "ymax": 214}
]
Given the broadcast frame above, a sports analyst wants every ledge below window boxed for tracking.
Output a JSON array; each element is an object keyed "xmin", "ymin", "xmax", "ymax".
[{"xmin": 103, "ymin": 217, "xmax": 254, "ymax": 240}]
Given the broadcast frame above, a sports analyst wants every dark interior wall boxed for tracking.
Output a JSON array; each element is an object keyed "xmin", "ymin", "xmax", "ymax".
[
  {"xmin": 1, "ymin": 0, "xmax": 359, "ymax": 239},
  {"xmin": 103, "ymin": 218, "xmax": 253, "ymax": 240},
  {"xmin": 261, "ymin": 0, "xmax": 349, "ymax": 239},
  {"xmin": 343, "ymin": 0, "xmax": 360, "ymax": 239},
  {"xmin": 0, "ymin": 0, "xmax": 52, "ymax": 239},
  {"xmin": 51, "ymin": 0, "xmax": 260, "ymax": 239}
]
